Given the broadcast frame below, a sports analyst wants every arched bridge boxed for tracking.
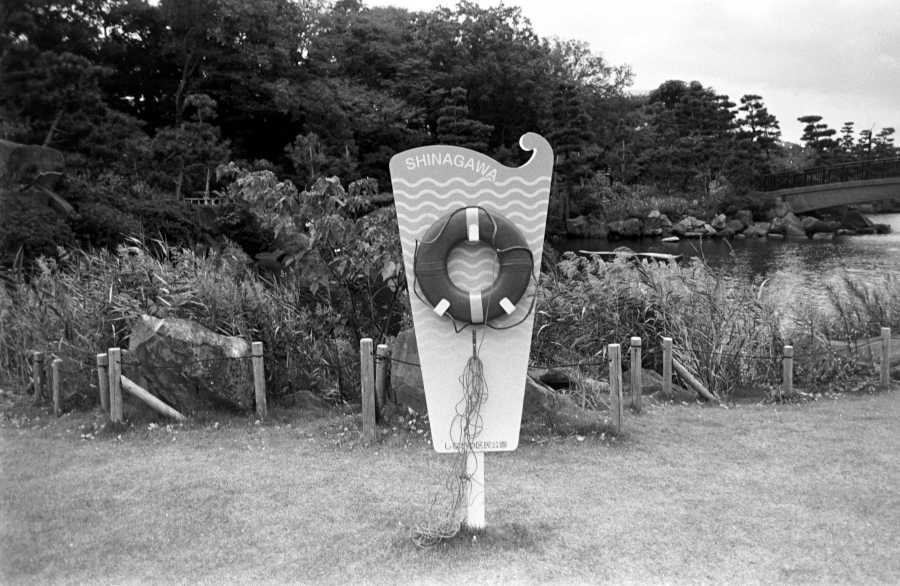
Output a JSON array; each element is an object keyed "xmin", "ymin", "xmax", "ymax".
[{"xmin": 760, "ymin": 158, "xmax": 900, "ymax": 213}]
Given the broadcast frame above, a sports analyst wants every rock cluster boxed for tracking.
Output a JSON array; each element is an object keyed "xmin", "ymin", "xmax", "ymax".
[{"xmin": 568, "ymin": 205, "xmax": 892, "ymax": 241}]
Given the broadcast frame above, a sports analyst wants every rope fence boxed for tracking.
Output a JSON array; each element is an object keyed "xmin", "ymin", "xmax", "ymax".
[
  {"xmin": 357, "ymin": 326, "xmax": 896, "ymax": 436},
  {"xmin": 25, "ymin": 326, "xmax": 896, "ymax": 434}
]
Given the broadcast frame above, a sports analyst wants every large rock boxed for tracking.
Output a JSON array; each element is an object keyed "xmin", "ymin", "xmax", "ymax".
[
  {"xmin": 726, "ymin": 219, "xmax": 745, "ymax": 233},
  {"xmin": 567, "ymin": 215, "xmax": 589, "ymax": 236},
  {"xmin": 389, "ymin": 328, "xmax": 427, "ymax": 415},
  {"xmin": 735, "ymin": 210, "xmax": 754, "ymax": 227},
  {"xmin": 743, "ymin": 225, "xmax": 761, "ymax": 238},
  {"xmin": 716, "ymin": 227, "xmax": 736, "ymax": 239},
  {"xmin": 841, "ymin": 211, "xmax": 873, "ymax": 231},
  {"xmin": 127, "ymin": 315, "xmax": 254, "ymax": 412},
  {"xmin": 643, "ymin": 212, "xmax": 663, "ymax": 236},
  {"xmin": 769, "ymin": 201, "xmax": 793, "ymax": 220},
  {"xmin": 609, "ymin": 217, "xmax": 642, "ymax": 239},
  {"xmin": 0, "ymin": 139, "xmax": 64, "ymax": 187},
  {"xmin": 802, "ymin": 217, "xmax": 837, "ymax": 235},
  {"xmin": 672, "ymin": 219, "xmax": 691, "ymax": 237},
  {"xmin": 522, "ymin": 376, "xmax": 573, "ymax": 423},
  {"xmin": 710, "ymin": 214, "xmax": 728, "ymax": 230},
  {"xmin": 770, "ymin": 216, "xmax": 805, "ymax": 237}
]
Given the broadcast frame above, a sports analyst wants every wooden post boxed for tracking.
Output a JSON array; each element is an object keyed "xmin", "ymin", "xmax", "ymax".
[
  {"xmin": 360, "ymin": 338, "xmax": 376, "ymax": 443},
  {"xmin": 108, "ymin": 348, "xmax": 123, "ymax": 423},
  {"xmin": 609, "ymin": 344, "xmax": 623, "ymax": 433},
  {"xmin": 782, "ymin": 345, "xmax": 794, "ymax": 398},
  {"xmin": 121, "ymin": 376, "xmax": 186, "ymax": 422},
  {"xmin": 881, "ymin": 327, "xmax": 891, "ymax": 390},
  {"xmin": 466, "ymin": 451, "xmax": 485, "ymax": 529},
  {"xmin": 32, "ymin": 351, "xmax": 44, "ymax": 406},
  {"xmin": 630, "ymin": 337, "xmax": 642, "ymax": 412},
  {"xmin": 251, "ymin": 342, "xmax": 266, "ymax": 419},
  {"xmin": 375, "ymin": 344, "xmax": 389, "ymax": 413},
  {"xmin": 96, "ymin": 353, "xmax": 109, "ymax": 412},
  {"xmin": 662, "ymin": 338, "xmax": 673, "ymax": 398},
  {"xmin": 52, "ymin": 358, "xmax": 62, "ymax": 416}
]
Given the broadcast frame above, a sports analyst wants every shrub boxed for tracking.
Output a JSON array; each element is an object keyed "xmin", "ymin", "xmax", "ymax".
[
  {"xmin": 212, "ymin": 200, "xmax": 273, "ymax": 258},
  {"xmin": 129, "ymin": 199, "xmax": 202, "ymax": 247},
  {"xmin": 68, "ymin": 202, "xmax": 141, "ymax": 249},
  {"xmin": 0, "ymin": 193, "xmax": 75, "ymax": 268},
  {"xmin": 717, "ymin": 189, "xmax": 777, "ymax": 219}
]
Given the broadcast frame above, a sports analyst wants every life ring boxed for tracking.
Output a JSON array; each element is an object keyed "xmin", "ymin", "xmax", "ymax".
[{"xmin": 414, "ymin": 206, "xmax": 533, "ymax": 324}]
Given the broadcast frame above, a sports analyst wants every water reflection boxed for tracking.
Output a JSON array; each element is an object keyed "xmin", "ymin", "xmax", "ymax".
[{"xmin": 557, "ymin": 213, "xmax": 900, "ymax": 311}]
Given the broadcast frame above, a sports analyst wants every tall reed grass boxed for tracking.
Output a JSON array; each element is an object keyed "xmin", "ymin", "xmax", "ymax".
[
  {"xmin": 0, "ymin": 240, "xmax": 356, "ymax": 406},
  {"xmin": 533, "ymin": 250, "xmax": 783, "ymax": 400}
]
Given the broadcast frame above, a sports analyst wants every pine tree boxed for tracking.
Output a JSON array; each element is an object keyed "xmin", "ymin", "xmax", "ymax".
[
  {"xmin": 435, "ymin": 87, "xmax": 493, "ymax": 152},
  {"xmin": 798, "ymin": 115, "xmax": 838, "ymax": 155},
  {"xmin": 873, "ymin": 127, "xmax": 897, "ymax": 159},
  {"xmin": 546, "ymin": 83, "xmax": 596, "ymax": 223},
  {"xmin": 737, "ymin": 94, "xmax": 781, "ymax": 158}
]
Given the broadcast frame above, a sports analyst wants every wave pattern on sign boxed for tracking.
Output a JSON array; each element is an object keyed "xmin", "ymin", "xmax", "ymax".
[
  {"xmin": 446, "ymin": 243, "xmax": 499, "ymax": 293},
  {"xmin": 396, "ymin": 175, "xmax": 551, "ymax": 343}
]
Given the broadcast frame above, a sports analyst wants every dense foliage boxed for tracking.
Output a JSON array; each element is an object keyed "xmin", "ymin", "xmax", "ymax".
[
  {"xmin": 3, "ymin": 0, "xmax": 897, "ymax": 240},
  {"xmin": 2, "ymin": 0, "xmax": 898, "ymax": 407}
]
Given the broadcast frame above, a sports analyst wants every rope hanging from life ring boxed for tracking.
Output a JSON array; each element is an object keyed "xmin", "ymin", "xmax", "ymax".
[{"xmin": 413, "ymin": 206, "xmax": 534, "ymax": 326}]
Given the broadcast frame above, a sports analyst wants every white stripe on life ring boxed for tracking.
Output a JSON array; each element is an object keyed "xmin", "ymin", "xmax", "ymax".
[
  {"xmin": 466, "ymin": 207, "xmax": 479, "ymax": 241},
  {"xmin": 499, "ymin": 297, "xmax": 516, "ymax": 315},
  {"xmin": 469, "ymin": 290, "xmax": 484, "ymax": 323},
  {"xmin": 433, "ymin": 299, "xmax": 451, "ymax": 316}
]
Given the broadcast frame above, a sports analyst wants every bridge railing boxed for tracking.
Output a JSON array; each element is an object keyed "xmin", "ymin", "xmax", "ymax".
[
  {"xmin": 760, "ymin": 157, "xmax": 900, "ymax": 192},
  {"xmin": 184, "ymin": 196, "xmax": 226, "ymax": 206}
]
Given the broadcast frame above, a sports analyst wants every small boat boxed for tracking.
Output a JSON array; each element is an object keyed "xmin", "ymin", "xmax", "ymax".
[{"xmin": 576, "ymin": 249, "xmax": 683, "ymax": 264}]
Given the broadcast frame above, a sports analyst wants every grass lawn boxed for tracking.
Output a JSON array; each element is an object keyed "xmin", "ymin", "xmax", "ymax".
[{"xmin": 2, "ymin": 386, "xmax": 899, "ymax": 586}]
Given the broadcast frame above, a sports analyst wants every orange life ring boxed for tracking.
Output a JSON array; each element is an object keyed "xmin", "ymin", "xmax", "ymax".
[{"xmin": 414, "ymin": 206, "xmax": 533, "ymax": 324}]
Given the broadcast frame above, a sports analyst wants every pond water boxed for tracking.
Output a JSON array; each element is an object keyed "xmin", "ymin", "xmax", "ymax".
[{"xmin": 556, "ymin": 213, "xmax": 900, "ymax": 313}]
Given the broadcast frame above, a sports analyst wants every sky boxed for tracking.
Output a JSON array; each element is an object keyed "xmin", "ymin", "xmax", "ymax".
[{"xmin": 366, "ymin": 0, "xmax": 900, "ymax": 144}]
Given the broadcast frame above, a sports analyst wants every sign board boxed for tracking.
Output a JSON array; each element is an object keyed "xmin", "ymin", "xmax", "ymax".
[{"xmin": 389, "ymin": 133, "xmax": 554, "ymax": 453}]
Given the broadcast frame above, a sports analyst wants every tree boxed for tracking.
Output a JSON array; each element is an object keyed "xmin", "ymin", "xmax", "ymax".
[
  {"xmin": 855, "ymin": 127, "xmax": 874, "ymax": 160},
  {"xmin": 417, "ymin": 2, "xmax": 554, "ymax": 149},
  {"xmin": 737, "ymin": 94, "xmax": 781, "ymax": 158},
  {"xmin": 435, "ymin": 87, "xmax": 493, "ymax": 152},
  {"xmin": 157, "ymin": 0, "xmax": 316, "ymax": 161},
  {"xmin": 546, "ymin": 83, "xmax": 597, "ymax": 223},
  {"xmin": 643, "ymin": 80, "xmax": 748, "ymax": 197},
  {"xmin": 798, "ymin": 115, "xmax": 838, "ymax": 161},
  {"xmin": 872, "ymin": 127, "xmax": 897, "ymax": 159},
  {"xmin": 147, "ymin": 94, "xmax": 231, "ymax": 198},
  {"xmin": 545, "ymin": 37, "xmax": 633, "ymax": 97}
]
